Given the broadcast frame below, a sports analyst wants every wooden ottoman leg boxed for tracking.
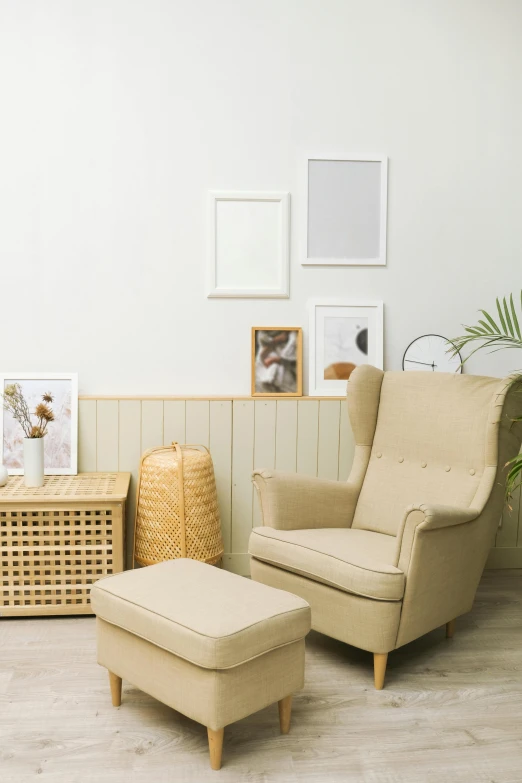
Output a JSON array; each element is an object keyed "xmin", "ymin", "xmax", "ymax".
[
  {"xmin": 373, "ymin": 653, "xmax": 388, "ymax": 690},
  {"xmin": 278, "ymin": 694, "xmax": 293, "ymax": 734},
  {"xmin": 207, "ymin": 727, "xmax": 224, "ymax": 770},
  {"xmin": 446, "ymin": 618, "xmax": 456, "ymax": 638},
  {"xmin": 108, "ymin": 671, "xmax": 122, "ymax": 707}
]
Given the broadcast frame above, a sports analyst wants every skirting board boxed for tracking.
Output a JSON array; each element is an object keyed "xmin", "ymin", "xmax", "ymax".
[{"xmin": 486, "ymin": 548, "xmax": 522, "ymax": 569}]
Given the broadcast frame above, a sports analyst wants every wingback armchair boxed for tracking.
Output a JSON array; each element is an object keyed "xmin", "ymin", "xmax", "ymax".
[{"xmin": 249, "ymin": 366, "xmax": 522, "ymax": 688}]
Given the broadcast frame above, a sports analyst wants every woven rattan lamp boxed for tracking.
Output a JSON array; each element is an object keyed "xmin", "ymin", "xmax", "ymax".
[{"xmin": 133, "ymin": 443, "xmax": 224, "ymax": 567}]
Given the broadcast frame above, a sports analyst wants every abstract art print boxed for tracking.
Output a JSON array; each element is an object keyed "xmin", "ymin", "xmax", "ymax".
[
  {"xmin": 323, "ymin": 316, "xmax": 369, "ymax": 380},
  {"xmin": 0, "ymin": 373, "xmax": 78, "ymax": 474},
  {"xmin": 252, "ymin": 327, "xmax": 303, "ymax": 396},
  {"xmin": 308, "ymin": 301, "xmax": 383, "ymax": 395}
]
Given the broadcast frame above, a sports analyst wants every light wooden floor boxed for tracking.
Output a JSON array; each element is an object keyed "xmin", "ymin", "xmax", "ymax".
[{"xmin": 1, "ymin": 571, "xmax": 522, "ymax": 783}]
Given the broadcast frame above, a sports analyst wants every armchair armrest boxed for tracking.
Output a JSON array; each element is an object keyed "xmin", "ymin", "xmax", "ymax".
[
  {"xmin": 252, "ymin": 470, "xmax": 359, "ymax": 531},
  {"xmin": 394, "ymin": 502, "xmax": 480, "ymax": 571}
]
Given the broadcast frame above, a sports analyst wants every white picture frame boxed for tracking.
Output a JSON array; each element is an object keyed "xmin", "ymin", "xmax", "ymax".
[
  {"xmin": 207, "ymin": 190, "xmax": 290, "ymax": 298},
  {"xmin": 0, "ymin": 372, "xmax": 79, "ymax": 475},
  {"xmin": 302, "ymin": 154, "xmax": 388, "ymax": 266},
  {"xmin": 308, "ymin": 300, "xmax": 383, "ymax": 396}
]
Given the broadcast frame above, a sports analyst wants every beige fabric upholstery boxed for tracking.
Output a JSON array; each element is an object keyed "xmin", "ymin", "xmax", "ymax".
[
  {"xmin": 351, "ymin": 371, "xmax": 511, "ymax": 536},
  {"xmin": 249, "ymin": 527, "xmax": 404, "ymax": 601},
  {"xmin": 97, "ymin": 619, "xmax": 305, "ymax": 731},
  {"xmin": 251, "ymin": 559, "xmax": 401, "ymax": 654},
  {"xmin": 91, "ymin": 558, "xmax": 310, "ymax": 669},
  {"xmin": 253, "ymin": 470, "xmax": 359, "ymax": 530},
  {"xmin": 250, "ymin": 369, "xmax": 522, "ymax": 660},
  {"xmin": 93, "ymin": 559, "xmax": 311, "ymax": 732}
]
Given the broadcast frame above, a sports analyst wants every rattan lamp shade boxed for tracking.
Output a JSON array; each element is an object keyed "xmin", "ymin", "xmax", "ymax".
[{"xmin": 133, "ymin": 444, "xmax": 223, "ymax": 567}]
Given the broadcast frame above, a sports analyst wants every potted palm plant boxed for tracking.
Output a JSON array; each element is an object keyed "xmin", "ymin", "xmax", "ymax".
[
  {"xmin": 2, "ymin": 385, "xmax": 55, "ymax": 487},
  {"xmin": 452, "ymin": 292, "xmax": 522, "ymax": 499}
]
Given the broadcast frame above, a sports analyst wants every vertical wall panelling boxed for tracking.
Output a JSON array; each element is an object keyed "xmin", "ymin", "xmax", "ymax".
[
  {"xmin": 253, "ymin": 401, "xmax": 277, "ymax": 525},
  {"xmin": 186, "ymin": 401, "xmax": 210, "ymax": 446},
  {"xmin": 163, "ymin": 400, "xmax": 186, "ymax": 445},
  {"xmin": 230, "ymin": 401, "xmax": 255, "ymax": 567},
  {"xmin": 96, "ymin": 401, "xmax": 119, "ymax": 472},
  {"xmin": 78, "ymin": 396, "xmax": 519, "ymax": 573},
  {"xmin": 209, "ymin": 401, "xmax": 233, "ymax": 554},
  {"xmin": 275, "ymin": 400, "xmax": 298, "ymax": 472},
  {"xmin": 317, "ymin": 401, "xmax": 341, "ymax": 480},
  {"xmin": 338, "ymin": 398, "xmax": 355, "ymax": 481},
  {"xmin": 119, "ymin": 400, "xmax": 142, "ymax": 567},
  {"xmin": 296, "ymin": 400, "xmax": 319, "ymax": 477},
  {"xmin": 78, "ymin": 399, "xmax": 97, "ymax": 472},
  {"xmin": 141, "ymin": 400, "xmax": 164, "ymax": 453}
]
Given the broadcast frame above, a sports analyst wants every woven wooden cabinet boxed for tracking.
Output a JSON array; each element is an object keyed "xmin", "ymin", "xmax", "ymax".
[{"xmin": 0, "ymin": 473, "xmax": 130, "ymax": 617}]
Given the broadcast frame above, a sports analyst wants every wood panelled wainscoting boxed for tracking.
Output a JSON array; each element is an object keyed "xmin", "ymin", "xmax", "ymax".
[{"xmin": 78, "ymin": 396, "xmax": 522, "ymax": 573}]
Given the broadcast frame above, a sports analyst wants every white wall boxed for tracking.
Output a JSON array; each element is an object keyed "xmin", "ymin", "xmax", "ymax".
[{"xmin": 1, "ymin": 0, "xmax": 520, "ymax": 395}]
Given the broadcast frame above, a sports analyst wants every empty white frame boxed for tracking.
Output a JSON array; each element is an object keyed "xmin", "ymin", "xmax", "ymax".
[
  {"xmin": 308, "ymin": 300, "xmax": 383, "ymax": 396},
  {"xmin": 207, "ymin": 191, "xmax": 290, "ymax": 297},
  {"xmin": 302, "ymin": 155, "xmax": 387, "ymax": 266}
]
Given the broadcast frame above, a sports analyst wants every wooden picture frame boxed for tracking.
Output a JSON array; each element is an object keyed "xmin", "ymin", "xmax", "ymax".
[
  {"xmin": 251, "ymin": 327, "xmax": 303, "ymax": 397},
  {"xmin": 302, "ymin": 154, "xmax": 388, "ymax": 266},
  {"xmin": 308, "ymin": 300, "xmax": 383, "ymax": 396},
  {"xmin": 0, "ymin": 372, "xmax": 79, "ymax": 475},
  {"xmin": 208, "ymin": 191, "xmax": 290, "ymax": 298}
]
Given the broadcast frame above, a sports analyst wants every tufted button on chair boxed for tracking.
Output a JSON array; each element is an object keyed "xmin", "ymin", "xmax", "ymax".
[{"xmin": 249, "ymin": 366, "xmax": 522, "ymax": 688}]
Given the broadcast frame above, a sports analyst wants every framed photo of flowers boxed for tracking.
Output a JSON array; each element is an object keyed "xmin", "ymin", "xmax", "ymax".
[
  {"xmin": 308, "ymin": 301, "xmax": 383, "ymax": 396},
  {"xmin": 0, "ymin": 372, "xmax": 78, "ymax": 475},
  {"xmin": 252, "ymin": 328, "xmax": 303, "ymax": 396}
]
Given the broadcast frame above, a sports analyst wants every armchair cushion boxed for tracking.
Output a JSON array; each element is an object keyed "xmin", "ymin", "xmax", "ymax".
[{"xmin": 249, "ymin": 527, "xmax": 405, "ymax": 601}]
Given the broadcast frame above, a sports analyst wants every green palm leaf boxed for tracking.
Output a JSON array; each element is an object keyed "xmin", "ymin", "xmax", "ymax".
[
  {"xmin": 503, "ymin": 297, "xmax": 515, "ymax": 337},
  {"xmin": 496, "ymin": 299, "xmax": 508, "ymax": 333},
  {"xmin": 510, "ymin": 294, "xmax": 521, "ymax": 340},
  {"xmin": 478, "ymin": 320, "xmax": 495, "ymax": 334},
  {"xmin": 482, "ymin": 309, "xmax": 501, "ymax": 333}
]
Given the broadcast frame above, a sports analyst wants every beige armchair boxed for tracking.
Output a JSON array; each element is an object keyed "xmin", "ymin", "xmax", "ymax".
[{"xmin": 249, "ymin": 366, "xmax": 522, "ymax": 688}]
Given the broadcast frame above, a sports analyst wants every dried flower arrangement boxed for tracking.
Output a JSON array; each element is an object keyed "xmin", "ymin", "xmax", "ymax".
[{"xmin": 2, "ymin": 384, "xmax": 55, "ymax": 439}]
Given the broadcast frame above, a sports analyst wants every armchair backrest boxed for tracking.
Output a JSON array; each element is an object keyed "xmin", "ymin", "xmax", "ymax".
[{"xmin": 347, "ymin": 366, "xmax": 521, "ymax": 537}]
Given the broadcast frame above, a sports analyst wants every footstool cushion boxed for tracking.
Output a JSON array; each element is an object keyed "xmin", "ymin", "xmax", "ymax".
[
  {"xmin": 91, "ymin": 558, "xmax": 310, "ymax": 669},
  {"xmin": 90, "ymin": 558, "xmax": 311, "ymax": 770}
]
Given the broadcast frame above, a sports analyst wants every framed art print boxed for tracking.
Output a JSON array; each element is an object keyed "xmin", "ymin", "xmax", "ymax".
[
  {"xmin": 208, "ymin": 191, "xmax": 290, "ymax": 298},
  {"xmin": 0, "ymin": 372, "xmax": 78, "ymax": 475},
  {"xmin": 308, "ymin": 301, "xmax": 383, "ymax": 396},
  {"xmin": 252, "ymin": 327, "xmax": 303, "ymax": 396},
  {"xmin": 302, "ymin": 155, "xmax": 387, "ymax": 266}
]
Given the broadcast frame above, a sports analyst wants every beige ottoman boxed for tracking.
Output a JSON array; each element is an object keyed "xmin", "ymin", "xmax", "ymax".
[{"xmin": 90, "ymin": 558, "xmax": 311, "ymax": 770}]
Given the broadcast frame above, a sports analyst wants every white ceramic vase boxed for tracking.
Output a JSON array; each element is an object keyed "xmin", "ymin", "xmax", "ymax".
[
  {"xmin": 0, "ymin": 463, "xmax": 8, "ymax": 487},
  {"xmin": 24, "ymin": 438, "xmax": 45, "ymax": 488}
]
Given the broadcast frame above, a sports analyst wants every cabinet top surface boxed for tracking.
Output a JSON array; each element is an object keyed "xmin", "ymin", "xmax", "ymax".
[{"xmin": 0, "ymin": 473, "xmax": 131, "ymax": 503}]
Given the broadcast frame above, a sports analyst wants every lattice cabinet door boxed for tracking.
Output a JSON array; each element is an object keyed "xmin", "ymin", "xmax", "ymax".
[{"xmin": 0, "ymin": 473, "xmax": 130, "ymax": 617}]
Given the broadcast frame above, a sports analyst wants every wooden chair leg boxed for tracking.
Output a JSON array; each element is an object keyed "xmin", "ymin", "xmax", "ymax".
[
  {"xmin": 278, "ymin": 694, "xmax": 293, "ymax": 734},
  {"xmin": 108, "ymin": 671, "xmax": 122, "ymax": 707},
  {"xmin": 446, "ymin": 618, "xmax": 456, "ymax": 638},
  {"xmin": 207, "ymin": 727, "xmax": 224, "ymax": 770},
  {"xmin": 373, "ymin": 653, "xmax": 388, "ymax": 690}
]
